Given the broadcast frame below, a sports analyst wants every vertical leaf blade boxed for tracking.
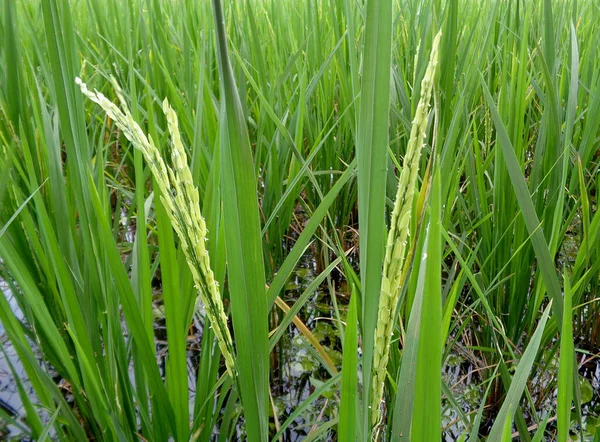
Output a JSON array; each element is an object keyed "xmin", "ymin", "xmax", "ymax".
[
  {"xmin": 339, "ymin": 288, "xmax": 359, "ymax": 442},
  {"xmin": 355, "ymin": 0, "xmax": 393, "ymax": 433},
  {"xmin": 481, "ymin": 77, "xmax": 563, "ymax": 324},
  {"xmin": 412, "ymin": 164, "xmax": 443, "ymax": 440},
  {"xmin": 558, "ymin": 274, "xmax": 574, "ymax": 442},
  {"xmin": 211, "ymin": 0, "xmax": 270, "ymax": 439},
  {"xmin": 487, "ymin": 303, "xmax": 552, "ymax": 441}
]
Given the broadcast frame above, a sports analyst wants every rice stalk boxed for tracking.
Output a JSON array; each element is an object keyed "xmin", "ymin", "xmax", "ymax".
[
  {"xmin": 75, "ymin": 77, "xmax": 236, "ymax": 378},
  {"xmin": 371, "ymin": 30, "xmax": 441, "ymax": 425}
]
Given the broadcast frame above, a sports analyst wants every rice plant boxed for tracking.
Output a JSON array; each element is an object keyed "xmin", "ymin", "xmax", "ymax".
[{"xmin": 0, "ymin": 0, "xmax": 599, "ymax": 440}]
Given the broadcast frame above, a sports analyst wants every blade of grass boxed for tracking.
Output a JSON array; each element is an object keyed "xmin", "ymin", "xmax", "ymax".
[
  {"xmin": 267, "ymin": 159, "xmax": 357, "ymax": 306},
  {"xmin": 211, "ymin": 0, "xmax": 269, "ymax": 439},
  {"xmin": 3, "ymin": 0, "xmax": 22, "ymax": 130},
  {"xmin": 356, "ymin": 0, "xmax": 393, "ymax": 433},
  {"xmin": 37, "ymin": 404, "xmax": 62, "ymax": 442},
  {"xmin": 531, "ymin": 416, "xmax": 550, "ymax": 442},
  {"xmin": 271, "ymin": 373, "xmax": 342, "ymax": 442},
  {"xmin": 412, "ymin": 163, "xmax": 443, "ymax": 440},
  {"xmin": 0, "ymin": 181, "xmax": 46, "ymax": 238},
  {"xmin": 339, "ymin": 286, "xmax": 359, "ymax": 442},
  {"xmin": 391, "ymin": 233, "xmax": 428, "ymax": 440},
  {"xmin": 86, "ymin": 171, "xmax": 177, "ymax": 435},
  {"xmin": 481, "ymin": 76, "xmax": 563, "ymax": 324},
  {"xmin": 558, "ymin": 273, "xmax": 574, "ymax": 442},
  {"xmin": 487, "ymin": 303, "xmax": 552, "ymax": 441},
  {"xmin": 0, "ymin": 343, "xmax": 43, "ymax": 438},
  {"xmin": 303, "ymin": 417, "xmax": 339, "ymax": 442},
  {"xmin": 154, "ymin": 188, "xmax": 189, "ymax": 441}
]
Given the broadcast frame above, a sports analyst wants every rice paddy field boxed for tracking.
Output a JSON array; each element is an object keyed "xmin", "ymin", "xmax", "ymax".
[{"xmin": 0, "ymin": 0, "xmax": 599, "ymax": 440}]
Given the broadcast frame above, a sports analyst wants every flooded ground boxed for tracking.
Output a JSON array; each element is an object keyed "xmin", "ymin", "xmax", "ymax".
[
  {"xmin": 1, "ymin": 260, "xmax": 599, "ymax": 440},
  {"xmin": 0, "ymin": 279, "xmax": 31, "ymax": 439},
  {"xmin": 269, "ymin": 256, "xmax": 600, "ymax": 441}
]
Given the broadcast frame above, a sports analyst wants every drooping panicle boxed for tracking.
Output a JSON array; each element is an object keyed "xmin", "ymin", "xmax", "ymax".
[{"xmin": 76, "ymin": 78, "xmax": 236, "ymax": 377}]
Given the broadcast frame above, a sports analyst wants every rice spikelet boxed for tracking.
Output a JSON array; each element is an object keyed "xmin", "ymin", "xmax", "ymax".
[
  {"xmin": 76, "ymin": 77, "xmax": 236, "ymax": 377},
  {"xmin": 371, "ymin": 30, "xmax": 441, "ymax": 426}
]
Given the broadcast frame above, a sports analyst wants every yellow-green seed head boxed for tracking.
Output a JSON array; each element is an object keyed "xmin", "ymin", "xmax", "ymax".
[
  {"xmin": 370, "ymin": 30, "xmax": 442, "ymax": 426},
  {"xmin": 76, "ymin": 78, "xmax": 236, "ymax": 378}
]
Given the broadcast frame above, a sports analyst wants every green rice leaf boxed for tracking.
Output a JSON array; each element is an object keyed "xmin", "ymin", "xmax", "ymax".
[
  {"xmin": 487, "ymin": 303, "xmax": 552, "ymax": 441},
  {"xmin": 355, "ymin": 0, "xmax": 393, "ymax": 433},
  {"xmin": 339, "ymin": 287, "xmax": 359, "ymax": 442},
  {"xmin": 211, "ymin": 0, "xmax": 270, "ymax": 439}
]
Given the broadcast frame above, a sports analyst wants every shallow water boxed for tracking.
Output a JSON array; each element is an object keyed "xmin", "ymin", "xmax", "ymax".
[
  {"xmin": 270, "ymin": 258, "xmax": 341, "ymax": 440},
  {"xmin": 0, "ymin": 279, "xmax": 30, "ymax": 438},
  {"xmin": 1, "ymin": 261, "xmax": 599, "ymax": 440},
  {"xmin": 271, "ymin": 257, "xmax": 600, "ymax": 441}
]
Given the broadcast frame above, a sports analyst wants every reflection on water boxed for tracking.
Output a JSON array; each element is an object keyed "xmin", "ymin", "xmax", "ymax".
[
  {"xmin": 273, "ymin": 256, "xmax": 600, "ymax": 441},
  {"xmin": 1, "ymin": 259, "xmax": 599, "ymax": 440},
  {"xmin": 0, "ymin": 279, "xmax": 29, "ymax": 438}
]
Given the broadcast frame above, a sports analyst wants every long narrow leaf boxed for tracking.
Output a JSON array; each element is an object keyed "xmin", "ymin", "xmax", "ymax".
[
  {"xmin": 487, "ymin": 303, "xmax": 552, "ymax": 441},
  {"xmin": 211, "ymin": 0, "xmax": 270, "ymax": 439},
  {"xmin": 356, "ymin": 0, "xmax": 394, "ymax": 433}
]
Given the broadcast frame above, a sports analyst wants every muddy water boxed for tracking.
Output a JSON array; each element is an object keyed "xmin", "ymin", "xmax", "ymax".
[
  {"xmin": 0, "ymin": 280, "xmax": 30, "ymax": 438},
  {"xmin": 1, "ymin": 263, "xmax": 599, "ymax": 440},
  {"xmin": 273, "ymin": 258, "xmax": 600, "ymax": 441},
  {"xmin": 270, "ymin": 257, "xmax": 341, "ymax": 440}
]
